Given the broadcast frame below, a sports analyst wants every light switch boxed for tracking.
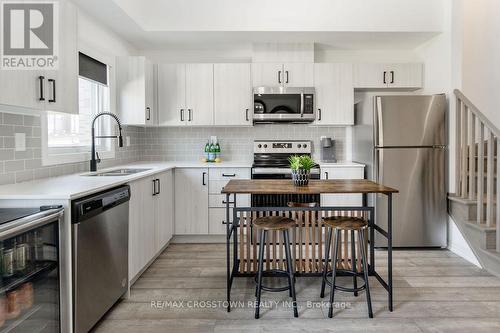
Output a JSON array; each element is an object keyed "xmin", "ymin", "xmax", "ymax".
[
  {"xmin": 126, "ymin": 136, "xmax": 130, "ymax": 147},
  {"xmin": 15, "ymin": 133, "xmax": 26, "ymax": 151}
]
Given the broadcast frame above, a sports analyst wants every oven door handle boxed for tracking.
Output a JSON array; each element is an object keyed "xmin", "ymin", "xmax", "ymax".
[{"xmin": 300, "ymin": 93, "xmax": 304, "ymax": 118}]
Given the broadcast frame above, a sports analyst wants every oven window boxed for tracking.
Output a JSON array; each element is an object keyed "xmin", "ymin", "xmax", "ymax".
[
  {"xmin": 0, "ymin": 222, "xmax": 60, "ymax": 332},
  {"xmin": 254, "ymin": 94, "xmax": 300, "ymax": 114}
]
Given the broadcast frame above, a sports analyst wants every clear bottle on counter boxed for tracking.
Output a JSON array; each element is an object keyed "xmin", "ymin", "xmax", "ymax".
[{"xmin": 2, "ymin": 241, "xmax": 14, "ymax": 279}]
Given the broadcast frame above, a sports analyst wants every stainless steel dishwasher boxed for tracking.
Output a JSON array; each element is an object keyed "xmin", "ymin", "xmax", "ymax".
[{"xmin": 71, "ymin": 185, "xmax": 130, "ymax": 333}]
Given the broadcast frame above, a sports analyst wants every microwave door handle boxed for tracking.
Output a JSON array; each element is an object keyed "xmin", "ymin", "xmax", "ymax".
[{"xmin": 300, "ymin": 93, "xmax": 304, "ymax": 118}]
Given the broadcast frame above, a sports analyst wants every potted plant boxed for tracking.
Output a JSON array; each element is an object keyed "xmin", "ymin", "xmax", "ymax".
[{"xmin": 288, "ymin": 155, "xmax": 316, "ymax": 186}]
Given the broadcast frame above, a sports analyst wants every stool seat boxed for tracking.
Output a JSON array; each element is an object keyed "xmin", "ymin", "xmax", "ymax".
[
  {"xmin": 254, "ymin": 216, "xmax": 296, "ymax": 231},
  {"xmin": 323, "ymin": 216, "xmax": 368, "ymax": 230}
]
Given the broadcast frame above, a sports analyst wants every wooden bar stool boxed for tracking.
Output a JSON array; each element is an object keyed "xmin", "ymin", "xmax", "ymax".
[
  {"xmin": 320, "ymin": 216, "xmax": 373, "ymax": 318},
  {"xmin": 254, "ymin": 215, "xmax": 298, "ymax": 319}
]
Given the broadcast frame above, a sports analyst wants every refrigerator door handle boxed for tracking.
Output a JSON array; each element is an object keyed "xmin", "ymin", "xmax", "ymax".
[
  {"xmin": 375, "ymin": 148, "xmax": 383, "ymax": 184},
  {"xmin": 375, "ymin": 97, "xmax": 384, "ymax": 147}
]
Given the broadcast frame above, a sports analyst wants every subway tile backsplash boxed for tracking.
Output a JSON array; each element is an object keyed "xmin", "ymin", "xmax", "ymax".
[
  {"xmin": 0, "ymin": 110, "xmax": 345, "ymax": 185},
  {"xmin": 0, "ymin": 112, "xmax": 146, "ymax": 185},
  {"xmin": 141, "ymin": 125, "xmax": 345, "ymax": 163}
]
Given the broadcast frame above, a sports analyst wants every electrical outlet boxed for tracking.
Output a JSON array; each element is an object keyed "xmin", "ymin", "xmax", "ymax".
[
  {"xmin": 126, "ymin": 136, "xmax": 131, "ymax": 147},
  {"xmin": 15, "ymin": 133, "xmax": 26, "ymax": 151}
]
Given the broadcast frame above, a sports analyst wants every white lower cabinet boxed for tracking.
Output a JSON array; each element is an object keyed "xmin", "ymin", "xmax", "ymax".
[
  {"xmin": 174, "ymin": 168, "xmax": 209, "ymax": 234},
  {"xmin": 208, "ymin": 168, "xmax": 251, "ymax": 235},
  {"xmin": 128, "ymin": 170, "xmax": 174, "ymax": 282},
  {"xmin": 320, "ymin": 166, "xmax": 365, "ymax": 207}
]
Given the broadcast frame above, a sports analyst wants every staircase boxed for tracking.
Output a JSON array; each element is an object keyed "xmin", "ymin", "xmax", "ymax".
[{"xmin": 448, "ymin": 89, "xmax": 500, "ymax": 276}]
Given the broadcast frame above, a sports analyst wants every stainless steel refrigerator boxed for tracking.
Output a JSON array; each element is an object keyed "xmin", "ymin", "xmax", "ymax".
[{"xmin": 354, "ymin": 94, "xmax": 447, "ymax": 247}]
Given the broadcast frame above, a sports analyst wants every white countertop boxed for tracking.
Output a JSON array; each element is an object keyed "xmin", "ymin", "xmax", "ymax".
[
  {"xmin": 0, "ymin": 161, "xmax": 252, "ymax": 200},
  {"xmin": 0, "ymin": 160, "xmax": 365, "ymax": 200}
]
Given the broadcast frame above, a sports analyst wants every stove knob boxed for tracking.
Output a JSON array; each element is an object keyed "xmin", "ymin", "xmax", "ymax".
[
  {"xmin": 303, "ymin": 144, "xmax": 307, "ymax": 148},
  {"xmin": 258, "ymin": 144, "xmax": 262, "ymax": 148},
  {"xmin": 297, "ymin": 144, "xmax": 302, "ymax": 148},
  {"xmin": 263, "ymin": 144, "xmax": 268, "ymax": 148}
]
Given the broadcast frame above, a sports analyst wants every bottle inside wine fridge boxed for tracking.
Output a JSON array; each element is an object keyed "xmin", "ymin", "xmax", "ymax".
[{"xmin": 0, "ymin": 207, "xmax": 64, "ymax": 332}]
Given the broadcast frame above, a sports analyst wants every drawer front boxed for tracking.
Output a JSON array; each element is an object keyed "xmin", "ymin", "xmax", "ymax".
[
  {"xmin": 209, "ymin": 168, "xmax": 251, "ymax": 180},
  {"xmin": 321, "ymin": 167, "xmax": 364, "ymax": 180},
  {"xmin": 209, "ymin": 194, "xmax": 251, "ymax": 208},
  {"xmin": 209, "ymin": 208, "xmax": 229, "ymax": 235}
]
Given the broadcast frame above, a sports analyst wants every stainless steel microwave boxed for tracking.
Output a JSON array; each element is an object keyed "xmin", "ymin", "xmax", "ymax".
[{"xmin": 253, "ymin": 87, "xmax": 315, "ymax": 123}]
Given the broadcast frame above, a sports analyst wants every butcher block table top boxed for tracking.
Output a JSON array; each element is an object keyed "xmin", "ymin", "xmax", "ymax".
[{"xmin": 221, "ymin": 179, "xmax": 398, "ymax": 195}]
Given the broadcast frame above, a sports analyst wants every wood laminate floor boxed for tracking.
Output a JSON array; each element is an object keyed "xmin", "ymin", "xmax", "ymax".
[{"xmin": 93, "ymin": 244, "xmax": 500, "ymax": 333}]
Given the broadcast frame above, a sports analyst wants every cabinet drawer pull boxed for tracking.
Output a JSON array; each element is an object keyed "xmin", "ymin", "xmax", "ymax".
[
  {"xmin": 48, "ymin": 79, "xmax": 56, "ymax": 103},
  {"xmin": 222, "ymin": 220, "xmax": 228, "ymax": 225},
  {"xmin": 222, "ymin": 173, "xmax": 236, "ymax": 177},
  {"xmin": 383, "ymin": 71, "xmax": 387, "ymax": 84},
  {"xmin": 146, "ymin": 107, "xmax": 151, "ymax": 121},
  {"xmin": 222, "ymin": 200, "xmax": 235, "ymax": 205},
  {"xmin": 180, "ymin": 109, "xmax": 184, "ymax": 121},
  {"xmin": 285, "ymin": 70, "xmax": 289, "ymax": 83},
  {"xmin": 38, "ymin": 76, "xmax": 45, "ymax": 101},
  {"xmin": 278, "ymin": 70, "xmax": 281, "ymax": 84},
  {"xmin": 188, "ymin": 109, "xmax": 192, "ymax": 121},
  {"xmin": 202, "ymin": 172, "xmax": 207, "ymax": 186},
  {"xmin": 318, "ymin": 108, "xmax": 322, "ymax": 121},
  {"xmin": 325, "ymin": 171, "xmax": 329, "ymax": 180},
  {"xmin": 157, "ymin": 178, "xmax": 161, "ymax": 194},
  {"xmin": 390, "ymin": 71, "xmax": 395, "ymax": 84},
  {"xmin": 245, "ymin": 108, "xmax": 249, "ymax": 121},
  {"xmin": 152, "ymin": 179, "xmax": 157, "ymax": 196}
]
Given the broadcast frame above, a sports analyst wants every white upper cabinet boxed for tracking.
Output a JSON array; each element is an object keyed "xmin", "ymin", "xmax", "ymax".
[
  {"xmin": 251, "ymin": 63, "xmax": 313, "ymax": 87},
  {"xmin": 0, "ymin": 1, "xmax": 78, "ymax": 113},
  {"xmin": 158, "ymin": 63, "xmax": 214, "ymax": 126},
  {"xmin": 158, "ymin": 64, "xmax": 186, "ymax": 126},
  {"xmin": 313, "ymin": 63, "xmax": 354, "ymax": 126},
  {"xmin": 283, "ymin": 63, "xmax": 314, "ymax": 87},
  {"xmin": 185, "ymin": 64, "xmax": 214, "ymax": 126},
  {"xmin": 214, "ymin": 63, "xmax": 252, "ymax": 126},
  {"xmin": 117, "ymin": 56, "xmax": 156, "ymax": 126},
  {"xmin": 251, "ymin": 63, "xmax": 283, "ymax": 87},
  {"xmin": 353, "ymin": 63, "xmax": 423, "ymax": 90}
]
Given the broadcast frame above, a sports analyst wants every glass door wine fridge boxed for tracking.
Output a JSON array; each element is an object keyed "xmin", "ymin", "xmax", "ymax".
[{"xmin": 0, "ymin": 207, "xmax": 64, "ymax": 333}]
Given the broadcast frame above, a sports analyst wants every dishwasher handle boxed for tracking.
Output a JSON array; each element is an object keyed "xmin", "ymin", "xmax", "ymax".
[{"xmin": 72, "ymin": 185, "xmax": 130, "ymax": 223}]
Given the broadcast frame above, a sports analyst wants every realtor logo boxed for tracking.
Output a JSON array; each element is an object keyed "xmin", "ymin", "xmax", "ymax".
[{"xmin": 1, "ymin": 1, "xmax": 59, "ymax": 69}]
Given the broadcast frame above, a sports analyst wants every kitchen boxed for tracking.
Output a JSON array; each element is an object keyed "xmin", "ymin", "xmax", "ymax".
[{"xmin": 1, "ymin": 0, "xmax": 500, "ymax": 332}]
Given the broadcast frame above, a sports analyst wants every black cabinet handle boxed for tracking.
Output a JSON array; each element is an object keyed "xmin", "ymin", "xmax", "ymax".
[
  {"xmin": 157, "ymin": 178, "xmax": 161, "ymax": 194},
  {"xmin": 180, "ymin": 109, "xmax": 184, "ymax": 121},
  {"xmin": 222, "ymin": 220, "xmax": 228, "ymax": 225},
  {"xmin": 383, "ymin": 71, "xmax": 387, "ymax": 84},
  {"xmin": 325, "ymin": 171, "xmax": 329, "ymax": 180},
  {"xmin": 245, "ymin": 108, "xmax": 249, "ymax": 121},
  {"xmin": 202, "ymin": 172, "xmax": 207, "ymax": 186},
  {"xmin": 48, "ymin": 79, "xmax": 56, "ymax": 103},
  {"xmin": 222, "ymin": 200, "xmax": 235, "ymax": 205},
  {"xmin": 390, "ymin": 71, "xmax": 395, "ymax": 84},
  {"xmin": 318, "ymin": 108, "xmax": 322, "ymax": 121},
  {"xmin": 278, "ymin": 70, "xmax": 281, "ymax": 84},
  {"xmin": 188, "ymin": 109, "xmax": 192, "ymax": 122},
  {"xmin": 222, "ymin": 173, "xmax": 236, "ymax": 177},
  {"xmin": 38, "ymin": 76, "xmax": 45, "ymax": 101},
  {"xmin": 152, "ymin": 179, "xmax": 157, "ymax": 196},
  {"xmin": 285, "ymin": 71, "xmax": 289, "ymax": 83},
  {"xmin": 146, "ymin": 107, "xmax": 151, "ymax": 120}
]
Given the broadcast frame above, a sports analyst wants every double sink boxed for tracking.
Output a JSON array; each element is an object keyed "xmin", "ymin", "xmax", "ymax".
[{"xmin": 84, "ymin": 168, "xmax": 152, "ymax": 177}]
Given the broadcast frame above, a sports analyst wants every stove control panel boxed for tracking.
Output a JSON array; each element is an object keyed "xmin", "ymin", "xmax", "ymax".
[{"xmin": 254, "ymin": 140, "xmax": 312, "ymax": 154}]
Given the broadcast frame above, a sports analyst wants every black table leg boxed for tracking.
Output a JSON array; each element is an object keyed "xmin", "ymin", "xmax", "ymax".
[
  {"xmin": 226, "ymin": 193, "xmax": 231, "ymax": 312},
  {"xmin": 387, "ymin": 193, "xmax": 393, "ymax": 312},
  {"xmin": 232, "ymin": 194, "xmax": 239, "ymax": 280}
]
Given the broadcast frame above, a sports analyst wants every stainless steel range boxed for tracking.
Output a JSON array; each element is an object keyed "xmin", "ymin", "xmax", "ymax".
[{"xmin": 251, "ymin": 140, "xmax": 320, "ymax": 206}]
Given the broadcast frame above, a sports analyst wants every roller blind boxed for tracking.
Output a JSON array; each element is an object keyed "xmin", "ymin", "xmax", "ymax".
[{"xmin": 79, "ymin": 52, "xmax": 107, "ymax": 85}]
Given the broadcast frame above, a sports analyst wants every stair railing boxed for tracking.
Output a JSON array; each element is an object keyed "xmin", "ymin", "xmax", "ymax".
[{"xmin": 455, "ymin": 89, "xmax": 500, "ymax": 251}]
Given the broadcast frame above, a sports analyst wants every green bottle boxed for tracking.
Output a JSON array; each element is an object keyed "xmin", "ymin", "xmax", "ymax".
[
  {"xmin": 215, "ymin": 142, "xmax": 221, "ymax": 161},
  {"xmin": 208, "ymin": 142, "xmax": 216, "ymax": 162},
  {"xmin": 204, "ymin": 142, "xmax": 210, "ymax": 161}
]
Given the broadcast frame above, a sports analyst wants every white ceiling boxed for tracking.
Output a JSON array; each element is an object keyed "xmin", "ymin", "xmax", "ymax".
[{"xmin": 72, "ymin": 0, "xmax": 444, "ymax": 50}]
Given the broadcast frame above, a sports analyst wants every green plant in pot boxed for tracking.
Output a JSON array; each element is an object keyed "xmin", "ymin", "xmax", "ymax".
[{"xmin": 288, "ymin": 155, "xmax": 316, "ymax": 186}]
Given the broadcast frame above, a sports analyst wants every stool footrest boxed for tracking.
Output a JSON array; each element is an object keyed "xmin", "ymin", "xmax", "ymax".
[
  {"xmin": 254, "ymin": 269, "xmax": 292, "ymax": 293},
  {"xmin": 323, "ymin": 269, "xmax": 367, "ymax": 293}
]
